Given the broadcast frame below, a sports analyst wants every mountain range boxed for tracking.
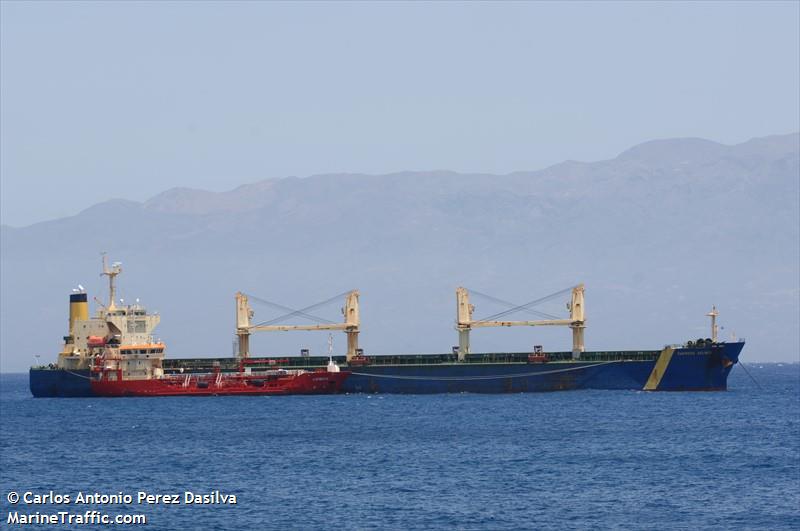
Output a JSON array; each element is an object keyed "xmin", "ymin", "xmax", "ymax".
[{"xmin": 2, "ymin": 133, "xmax": 798, "ymax": 371}]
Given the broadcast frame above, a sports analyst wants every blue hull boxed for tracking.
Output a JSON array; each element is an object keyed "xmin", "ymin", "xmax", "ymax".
[
  {"xmin": 340, "ymin": 342, "xmax": 744, "ymax": 394},
  {"xmin": 29, "ymin": 368, "xmax": 93, "ymax": 397},
  {"xmin": 29, "ymin": 342, "xmax": 744, "ymax": 396}
]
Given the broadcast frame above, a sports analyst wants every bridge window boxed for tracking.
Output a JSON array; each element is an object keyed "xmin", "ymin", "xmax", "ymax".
[{"xmin": 127, "ymin": 320, "xmax": 147, "ymax": 333}]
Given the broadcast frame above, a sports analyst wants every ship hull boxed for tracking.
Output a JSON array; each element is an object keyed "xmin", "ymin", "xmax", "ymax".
[
  {"xmin": 31, "ymin": 343, "xmax": 744, "ymax": 396},
  {"xmin": 340, "ymin": 343, "xmax": 744, "ymax": 394},
  {"xmin": 90, "ymin": 371, "xmax": 350, "ymax": 397},
  {"xmin": 29, "ymin": 368, "xmax": 93, "ymax": 397}
]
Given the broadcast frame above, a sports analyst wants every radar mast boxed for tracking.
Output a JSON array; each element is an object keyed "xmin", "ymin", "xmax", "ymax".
[{"xmin": 101, "ymin": 253, "xmax": 122, "ymax": 311}]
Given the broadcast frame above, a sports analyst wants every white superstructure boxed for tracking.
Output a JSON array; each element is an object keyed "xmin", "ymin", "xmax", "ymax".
[{"xmin": 57, "ymin": 256, "xmax": 165, "ymax": 380}]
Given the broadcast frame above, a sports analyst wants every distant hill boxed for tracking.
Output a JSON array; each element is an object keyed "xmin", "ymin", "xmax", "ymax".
[{"xmin": 2, "ymin": 133, "xmax": 798, "ymax": 371}]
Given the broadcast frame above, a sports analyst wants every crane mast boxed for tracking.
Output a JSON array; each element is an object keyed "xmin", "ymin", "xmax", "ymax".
[
  {"xmin": 706, "ymin": 305, "xmax": 719, "ymax": 342},
  {"xmin": 456, "ymin": 284, "xmax": 586, "ymax": 361},
  {"xmin": 236, "ymin": 290, "xmax": 361, "ymax": 361}
]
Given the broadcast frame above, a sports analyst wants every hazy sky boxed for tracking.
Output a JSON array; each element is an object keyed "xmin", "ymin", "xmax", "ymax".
[{"xmin": 1, "ymin": 1, "xmax": 798, "ymax": 227}]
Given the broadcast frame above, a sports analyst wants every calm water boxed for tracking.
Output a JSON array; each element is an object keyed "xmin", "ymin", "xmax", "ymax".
[{"xmin": 1, "ymin": 364, "xmax": 798, "ymax": 530}]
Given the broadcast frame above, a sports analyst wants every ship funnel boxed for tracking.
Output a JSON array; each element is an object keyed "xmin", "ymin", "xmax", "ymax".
[{"xmin": 69, "ymin": 292, "xmax": 89, "ymax": 335}]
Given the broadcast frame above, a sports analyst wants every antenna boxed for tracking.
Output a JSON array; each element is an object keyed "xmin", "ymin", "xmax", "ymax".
[
  {"xmin": 326, "ymin": 333, "xmax": 340, "ymax": 373},
  {"xmin": 101, "ymin": 254, "xmax": 123, "ymax": 310}
]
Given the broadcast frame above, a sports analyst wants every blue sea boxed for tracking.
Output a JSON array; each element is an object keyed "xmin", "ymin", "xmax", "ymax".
[{"xmin": 1, "ymin": 364, "xmax": 798, "ymax": 530}]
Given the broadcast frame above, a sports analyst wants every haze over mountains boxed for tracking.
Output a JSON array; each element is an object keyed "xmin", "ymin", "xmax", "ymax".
[{"xmin": 1, "ymin": 133, "xmax": 798, "ymax": 371}]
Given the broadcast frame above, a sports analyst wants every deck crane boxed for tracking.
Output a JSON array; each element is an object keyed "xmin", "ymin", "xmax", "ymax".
[
  {"xmin": 456, "ymin": 284, "xmax": 585, "ymax": 361},
  {"xmin": 235, "ymin": 290, "xmax": 361, "ymax": 361}
]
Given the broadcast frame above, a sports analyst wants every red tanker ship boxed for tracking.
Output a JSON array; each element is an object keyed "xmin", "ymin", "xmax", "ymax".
[{"xmin": 91, "ymin": 357, "xmax": 350, "ymax": 397}]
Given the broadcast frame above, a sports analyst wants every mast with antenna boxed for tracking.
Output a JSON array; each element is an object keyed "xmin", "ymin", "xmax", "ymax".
[{"xmin": 101, "ymin": 253, "xmax": 122, "ymax": 311}]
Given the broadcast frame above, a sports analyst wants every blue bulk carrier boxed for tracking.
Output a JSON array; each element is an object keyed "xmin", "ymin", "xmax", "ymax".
[
  {"xmin": 29, "ymin": 260, "xmax": 745, "ymax": 397},
  {"xmin": 335, "ymin": 343, "xmax": 744, "ymax": 393}
]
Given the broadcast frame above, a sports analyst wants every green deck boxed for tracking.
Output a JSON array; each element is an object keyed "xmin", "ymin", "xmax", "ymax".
[{"xmin": 162, "ymin": 349, "xmax": 661, "ymax": 374}]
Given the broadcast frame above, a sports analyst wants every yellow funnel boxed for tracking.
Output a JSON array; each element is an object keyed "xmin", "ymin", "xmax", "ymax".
[{"xmin": 69, "ymin": 293, "xmax": 89, "ymax": 335}]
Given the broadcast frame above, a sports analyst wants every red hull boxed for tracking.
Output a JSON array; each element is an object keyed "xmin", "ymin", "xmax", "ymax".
[{"xmin": 91, "ymin": 370, "xmax": 350, "ymax": 397}]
